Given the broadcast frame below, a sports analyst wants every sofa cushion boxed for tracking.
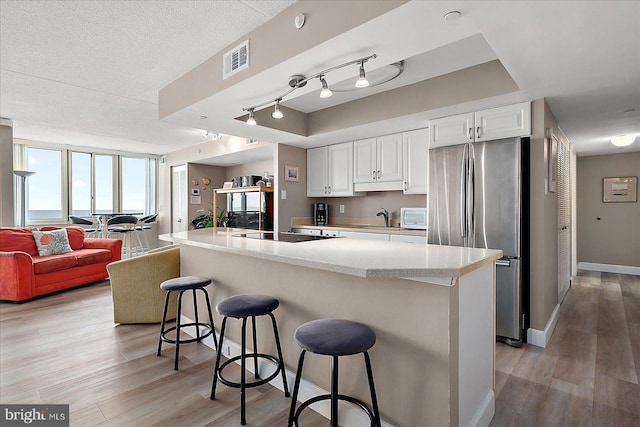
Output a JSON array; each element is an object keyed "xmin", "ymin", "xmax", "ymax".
[
  {"xmin": 32, "ymin": 229, "xmax": 73, "ymax": 256},
  {"xmin": 40, "ymin": 226, "xmax": 85, "ymax": 250},
  {"xmin": 32, "ymin": 253, "xmax": 78, "ymax": 274},
  {"xmin": 0, "ymin": 228, "xmax": 39, "ymax": 256},
  {"xmin": 74, "ymin": 248, "xmax": 112, "ymax": 266}
]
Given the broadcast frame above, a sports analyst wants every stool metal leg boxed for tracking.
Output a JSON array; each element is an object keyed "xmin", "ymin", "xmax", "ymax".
[
  {"xmin": 288, "ymin": 350, "xmax": 306, "ymax": 427},
  {"xmin": 241, "ymin": 317, "xmax": 247, "ymax": 425},
  {"xmin": 331, "ymin": 355, "xmax": 339, "ymax": 427},
  {"xmin": 210, "ymin": 316, "xmax": 228, "ymax": 399},
  {"xmin": 174, "ymin": 290, "xmax": 185, "ymax": 370},
  {"xmin": 192, "ymin": 289, "xmax": 201, "ymax": 342},
  {"xmin": 202, "ymin": 288, "xmax": 218, "ymax": 350},
  {"xmin": 269, "ymin": 312, "xmax": 290, "ymax": 396},
  {"xmin": 251, "ymin": 315, "xmax": 259, "ymax": 379},
  {"xmin": 364, "ymin": 351, "xmax": 381, "ymax": 427},
  {"xmin": 157, "ymin": 291, "xmax": 172, "ymax": 356}
]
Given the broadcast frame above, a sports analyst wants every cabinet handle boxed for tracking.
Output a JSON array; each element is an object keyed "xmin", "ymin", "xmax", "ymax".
[
  {"xmin": 476, "ymin": 126, "xmax": 481, "ymax": 139},
  {"xmin": 372, "ymin": 170, "xmax": 376, "ymax": 180},
  {"xmin": 328, "ymin": 186, "xmax": 331, "ymax": 194},
  {"xmin": 324, "ymin": 186, "xmax": 327, "ymax": 194},
  {"xmin": 468, "ymin": 127, "xmax": 473, "ymax": 140},
  {"xmin": 404, "ymin": 181, "xmax": 407, "ymax": 191},
  {"xmin": 377, "ymin": 170, "xmax": 381, "ymax": 179}
]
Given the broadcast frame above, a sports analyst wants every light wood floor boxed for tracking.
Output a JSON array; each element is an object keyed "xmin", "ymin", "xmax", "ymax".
[{"xmin": 1, "ymin": 271, "xmax": 638, "ymax": 426}]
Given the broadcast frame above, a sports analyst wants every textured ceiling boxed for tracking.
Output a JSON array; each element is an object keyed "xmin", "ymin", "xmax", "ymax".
[{"xmin": 1, "ymin": 0, "xmax": 639, "ymax": 159}]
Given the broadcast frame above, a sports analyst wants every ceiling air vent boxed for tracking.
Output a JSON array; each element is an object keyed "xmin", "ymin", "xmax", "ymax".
[{"xmin": 223, "ymin": 40, "xmax": 249, "ymax": 79}]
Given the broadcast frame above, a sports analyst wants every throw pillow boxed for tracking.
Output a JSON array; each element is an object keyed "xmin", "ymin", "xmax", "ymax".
[{"xmin": 32, "ymin": 229, "xmax": 73, "ymax": 256}]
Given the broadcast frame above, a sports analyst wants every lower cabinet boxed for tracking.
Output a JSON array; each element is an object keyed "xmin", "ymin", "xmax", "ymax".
[
  {"xmin": 339, "ymin": 231, "xmax": 390, "ymax": 241},
  {"xmin": 390, "ymin": 234, "xmax": 427, "ymax": 244}
]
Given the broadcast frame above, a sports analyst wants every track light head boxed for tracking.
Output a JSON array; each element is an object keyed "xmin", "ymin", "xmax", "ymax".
[
  {"xmin": 272, "ymin": 101, "xmax": 284, "ymax": 119},
  {"xmin": 355, "ymin": 62, "xmax": 370, "ymax": 88},
  {"xmin": 319, "ymin": 76, "xmax": 333, "ymax": 98},
  {"xmin": 246, "ymin": 109, "xmax": 256, "ymax": 125}
]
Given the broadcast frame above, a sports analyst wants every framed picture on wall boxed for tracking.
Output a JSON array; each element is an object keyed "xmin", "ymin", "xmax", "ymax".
[
  {"xmin": 603, "ymin": 176, "xmax": 637, "ymax": 203},
  {"xmin": 284, "ymin": 165, "xmax": 300, "ymax": 182}
]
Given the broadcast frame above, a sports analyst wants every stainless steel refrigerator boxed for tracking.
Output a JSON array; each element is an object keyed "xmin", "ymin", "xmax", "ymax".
[{"xmin": 428, "ymin": 137, "xmax": 528, "ymax": 346}]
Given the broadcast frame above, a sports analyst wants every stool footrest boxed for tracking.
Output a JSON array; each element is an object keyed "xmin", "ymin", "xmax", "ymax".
[
  {"xmin": 217, "ymin": 353, "xmax": 282, "ymax": 389},
  {"xmin": 292, "ymin": 394, "xmax": 377, "ymax": 426},
  {"xmin": 159, "ymin": 322, "xmax": 214, "ymax": 345}
]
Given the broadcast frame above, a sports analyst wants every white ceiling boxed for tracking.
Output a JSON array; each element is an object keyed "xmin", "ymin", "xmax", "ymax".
[{"xmin": 1, "ymin": 0, "xmax": 639, "ymax": 160}]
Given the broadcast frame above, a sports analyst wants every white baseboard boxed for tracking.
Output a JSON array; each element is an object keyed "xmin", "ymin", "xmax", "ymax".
[
  {"xmin": 526, "ymin": 303, "xmax": 560, "ymax": 348},
  {"xmin": 180, "ymin": 316, "xmax": 393, "ymax": 427},
  {"xmin": 469, "ymin": 390, "xmax": 495, "ymax": 427},
  {"xmin": 577, "ymin": 262, "xmax": 640, "ymax": 275}
]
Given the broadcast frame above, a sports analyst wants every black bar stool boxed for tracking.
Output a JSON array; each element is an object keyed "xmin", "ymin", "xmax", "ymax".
[
  {"xmin": 157, "ymin": 276, "xmax": 217, "ymax": 370},
  {"xmin": 210, "ymin": 294, "xmax": 289, "ymax": 425},
  {"xmin": 288, "ymin": 319, "xmax": 381, "ymax": 427}
]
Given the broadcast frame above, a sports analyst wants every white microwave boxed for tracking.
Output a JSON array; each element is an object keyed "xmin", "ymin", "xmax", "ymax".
[{"xmin": 400, "ymin": 208, "xmax": 428, "ymax": 230}]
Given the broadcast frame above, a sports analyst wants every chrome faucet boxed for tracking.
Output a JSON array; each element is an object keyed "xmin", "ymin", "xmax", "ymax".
[{"xmin": 376, "ymin": 208, "xmax": 389, "ymax": 227}]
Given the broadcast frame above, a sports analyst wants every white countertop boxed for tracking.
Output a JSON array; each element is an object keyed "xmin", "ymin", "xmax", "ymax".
[{"xmin": 159, "ymin": 229, "xmax": 502, "ymax": 280}]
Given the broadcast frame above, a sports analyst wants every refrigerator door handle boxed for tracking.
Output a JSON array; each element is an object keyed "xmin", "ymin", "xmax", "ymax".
[
  {"xmin": 460, "ymin": 144, "xmax": 468, "ymax": 238},
  {"xmin": 496, "ymin": 259, "xmax": 511, "ymax": 267},
  {"xmin": 467, "ymin": 146, "xmax": 475, "ymax": 243}
]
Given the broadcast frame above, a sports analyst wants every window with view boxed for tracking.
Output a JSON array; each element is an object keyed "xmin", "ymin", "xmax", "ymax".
[
  {"xmin": 27, "ymin": 147, "xmax": 64, "ymax": 221},
  {"xmin": 70, "ymin": 152, "xmax": 91, "ymax": 217},
  {"xmin": 121, "ymin": 157, "xmax": 146, "ymax": 214}
]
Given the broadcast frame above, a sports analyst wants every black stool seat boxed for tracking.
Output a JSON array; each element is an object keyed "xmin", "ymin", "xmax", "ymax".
[
  {"xmin": 295, "ymin": 319, "xmax": 376, "ymax": 356},
  {"xmin": 288, "ymin": 318, "xmax": 381, "ymax": 427},
  {"xmin": 216, "ymin": 294, "xmax": 279, "ymax": 318},
  {"xmin": 160, "ymin": 276, "xmax": 211, "ymax": 291}
]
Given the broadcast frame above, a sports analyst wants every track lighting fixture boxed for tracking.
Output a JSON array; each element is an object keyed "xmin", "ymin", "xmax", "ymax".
[
  {"xmin": 242, "ymin": 53, "xmax": 380, "ymax": 126},
  {"xmin": 355, "ymin": 61, "xmax": 370, "ymax": 88},
  {"xmin": 272, "ymin": 100, "xmax": 284, "ymax": 119},
  {"xmin": 319, "ymin": 75, "xmax": 333, "ymax": 98},
  {"xmin": 246, "ymin": 109, "xmax": 256, "ymax": 126}
]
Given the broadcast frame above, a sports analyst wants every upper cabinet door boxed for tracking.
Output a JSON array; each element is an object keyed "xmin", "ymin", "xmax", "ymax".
[
  {"xmin": 377, "ymin": 133, "xmax": 403, "ymax": 182},
  {"xmin": 327, "ymin": 142, "xmax": 354, "ymax": 196},
  {"xmin": 353, "ymin": 138, "xmax": 377, "ymax": 183},
  {"xmin": 430, "ymin": 112, "xmax": 474, "ymax": 148},
  {"xmin": 307, "ymin": 146, "xmax": 328, "ymax": 197},
  {"xmin": 403, "ymin": 128, "xmax": 429, "ymax": 194},
  {"xmin": 474, "ymin": 102, "xmax": 531, "ymax": 141}
]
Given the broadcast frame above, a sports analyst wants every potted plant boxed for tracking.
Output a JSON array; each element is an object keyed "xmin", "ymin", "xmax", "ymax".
[{"xmin": 191, "ymin": 205, "xmax": 228, "ymax": 229}]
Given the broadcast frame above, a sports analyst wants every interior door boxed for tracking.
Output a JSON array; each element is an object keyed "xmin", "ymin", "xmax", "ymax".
[
  {"xmin": 171, "ymin": 165, "xmax": 187, "ymax": 232},
  {"xmin": 557, "ymin": 137, "xmax": 571, "ymax": 303}
]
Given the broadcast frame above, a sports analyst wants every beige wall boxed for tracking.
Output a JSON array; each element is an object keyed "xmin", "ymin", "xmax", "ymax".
[
  {"xmin": 577, "ymin": 152, "xmax": 640, "ymax": 267},
  {"xmin": 0, "ymin": 122, "xmax": 14, "ymax": 227},
  {"xmin": 275, "ymin": 144, "xmax": 309, "ymax": 233},
  {"xmin": 187, "ymin": 163, "xmax": 226, "ymax": 228},
  {"xmin": 528, "ymin": 99, "xmax": 561, "ymax": 332}
]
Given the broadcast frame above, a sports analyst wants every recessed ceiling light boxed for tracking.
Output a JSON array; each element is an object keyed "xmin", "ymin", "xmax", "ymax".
[
  {"xmin": 444, "ymin": 11, "xmax": 461, "ymax": 21},
  {"xmin": 610, "ymin": 135, "xmax": 636, "ymax": 147}
]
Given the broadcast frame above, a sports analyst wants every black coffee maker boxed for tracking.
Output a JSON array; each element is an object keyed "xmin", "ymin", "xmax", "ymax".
[{"xmin": 313, "ymin": 203, "xmax": 328, "ymax": 226}]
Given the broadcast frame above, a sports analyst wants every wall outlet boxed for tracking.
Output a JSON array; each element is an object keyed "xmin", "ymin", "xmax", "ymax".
[
  {"xmin": 222, "ymin": 343, "xmax": 231, "ymax": 356},
  {"xmin": 339, "ymin": 204, "xmax": 345, "ymax": 214}
]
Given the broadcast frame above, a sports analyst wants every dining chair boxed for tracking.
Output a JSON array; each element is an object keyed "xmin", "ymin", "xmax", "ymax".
[
  {"xmin": 135, "ymin": 214, "xmax": 157, "ymax": 253},
  {"xmin": 107, "ymin": 215, "xmax": 142, "ymax": 258},
  {"xmin": 69, "ymin": 215, "xmax": 98, "ymax": 237}
]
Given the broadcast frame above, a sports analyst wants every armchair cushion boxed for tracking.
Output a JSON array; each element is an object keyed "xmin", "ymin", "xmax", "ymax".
[{"xmin": 107, "ymin": 245, "xmax": 180, "ymax": 324}]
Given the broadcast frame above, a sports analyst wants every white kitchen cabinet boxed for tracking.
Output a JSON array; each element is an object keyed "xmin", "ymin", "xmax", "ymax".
[
  {"xmin": 353, "ymin": 133, "xmax": 403, "ymax": 191},
  {"xmin": 339, "ymin": 231, "xmax": 390, "ymax": 241},
  {"xmin": 307, "ymin": 142, "xmax": 355, "ymax": 197},
  {"xmin": 390, "ymin": 234, "xmax": 427, "ymax": 244},
  {"xmin": 402, "ymin": 128, "xmax": 429, "ymax": 194},
  {"xmin": 430, "ymin": 102, "xmax": 531, "ymax": 148}
]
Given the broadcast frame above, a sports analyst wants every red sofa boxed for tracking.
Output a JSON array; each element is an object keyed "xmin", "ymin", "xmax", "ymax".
[{"xmin": 0, "ymin": 226, "xmax": 122, "ymax": 302}]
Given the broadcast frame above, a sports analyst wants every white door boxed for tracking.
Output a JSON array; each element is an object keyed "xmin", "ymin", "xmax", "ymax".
[
  {"xmin": 327, "ymin": 142, "xmax": 354, "ymax": 196},
  {"xmin": 474, "ymin": 102, "xmax": 531, "ymax": 142},
  {"xmin": 403, "ymin": 128, "xmax": 429, "ymax": 194},
  {"xmin": 557, "ymin": 137, "xmax": 571, "ymax": 303},
  {"xmin": 353, "ymin": 138, "xmax": 377, "ymax": 183},
  {"xmin": 429, "ymin": 112, "xmax": 474, "ymax": 148},
  {"xmin": 307, "ymin": 147, "xmax": 328, "ymax": 197},
  {"xmin": 171, "ymin": 165, "xmax": 188, "ymax": 232},
  {"xmin": 377, "ymin": 133, "xmax": 403, "ymax": 182}
]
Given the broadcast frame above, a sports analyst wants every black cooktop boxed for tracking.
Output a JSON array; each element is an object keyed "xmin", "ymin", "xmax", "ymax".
[{"xmin": 235, "ymin": 232, "xmax": 337, "ymax": 243}]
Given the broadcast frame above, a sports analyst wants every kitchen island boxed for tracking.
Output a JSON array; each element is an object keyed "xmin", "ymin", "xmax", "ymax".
[{"xmin": 160, "ymin": 228, "xmax": 502, "ymax": 427}]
